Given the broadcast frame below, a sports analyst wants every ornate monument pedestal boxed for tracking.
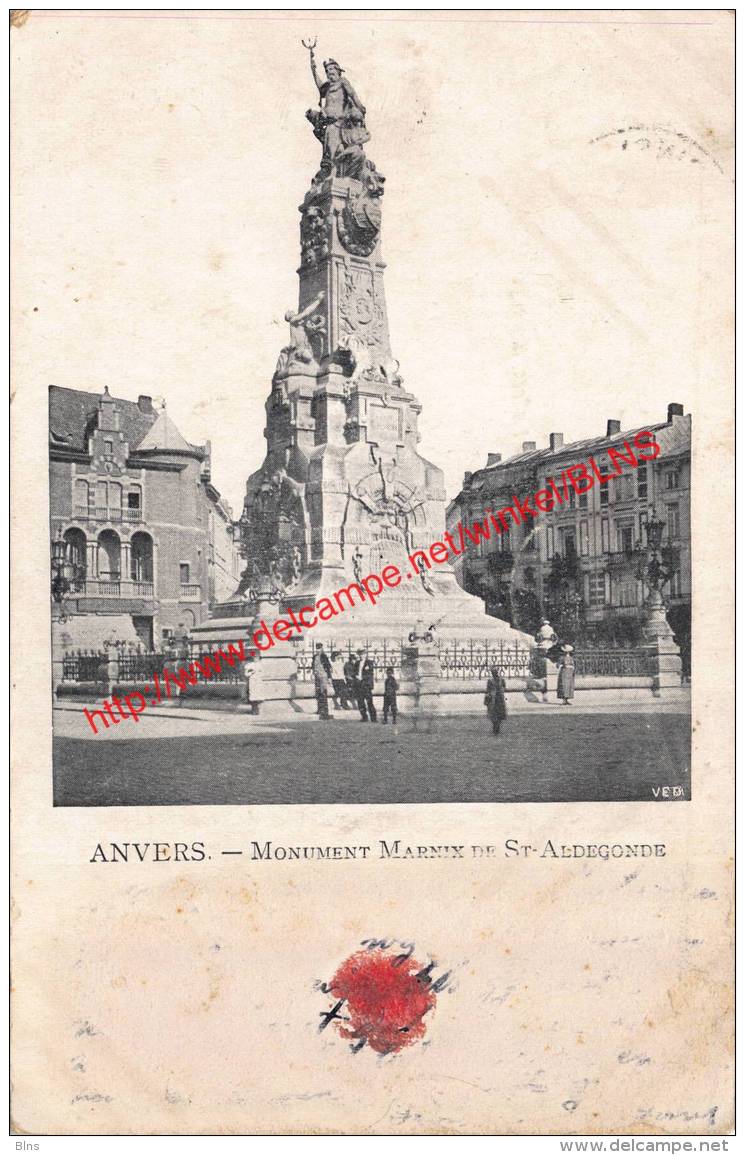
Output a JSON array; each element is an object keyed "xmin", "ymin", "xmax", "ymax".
[{"xmin": 192, "ymin": 46, "xmax": 532, "ymax": 661}]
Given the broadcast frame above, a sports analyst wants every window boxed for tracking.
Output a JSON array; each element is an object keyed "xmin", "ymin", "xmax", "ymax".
[
  {"xmin": 617, "ymin": 523, "xmax": 634, "ymax": 554},
  {"xmin": 667, "ymin": 503, "xmax": 680, "ymax": 539},
  {"xmin": 179, "ymin": 563, "xmax": 191, "ymax": 584},
  {"xmin": 600, "ymin": 482, "xmax": 609, "ymax": 507},
  {"xmin": 103, "ymin": 439, "xmax": 114, "ymax": 458},
  {"xmin": 601, "ymin": 520, "xmax": 610, "ymax": 553},
  {"xmin": 614, "ymin": 474, "xmax": 634, "ymax": 501},
  {"xmin": 74, "ymin": 478, "xmax": 88, "ymax": 512},
  {"xmin": 589, "ymin": 573, "xmax": 606, "ymax": 607},
  {"xmin": 579, "ymin": 490, "xmax": 588, "ymax": 509},
  {"xmin": 618, "ymin": 582, "xmax": 637, "ymax": 607},
  {"xmin": 580, "ymin": 520, "xmax": 589, "ymax": 556},
  {"xmin": 127, "ymin": 488, "xmax": 141, "ymax": 510},
  {"xmin": 546, "ymin": 526, "xmax": 555, "ymax": 558},
  {"xmin": 665, "ymin": 470, "xmax": 679, "ymax": 490},
  {"xmin": 560, "ymin": 528, "xmax": 576, "ymax": 558},
  {"xmin": 669, "ymin": 570, "xmax": 682, "ymax": 597},
  {"xmin": 567, "ymin": 486, "xmax": 576, "ymax": 509},
  {"xmin": 637, "ymin": 465, "xmax": 648, "ymax": 499}
]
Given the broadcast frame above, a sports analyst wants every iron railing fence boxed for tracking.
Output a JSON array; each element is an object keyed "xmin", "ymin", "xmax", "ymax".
[
  {"xmin": 294, "ymin": 638, "xmax": 534, "ymax": 682},
  {"xmin": 61, "ymin": 651, "xmax": 108, "ymax": 682},
  {"xmin": 117, "ymin": 652, "xmax": 169, "ymax": 683},
  {"xmin": 295, "ymin": 638, "xmax": 405, "ymax": 683},
  {"xmin": 186, "ymin": 643, "xmax": 245, "ymax": 683},
  {"xmin": 60, "ymin": 642, "xmax": 652, "ymax": 687},
  {"xmin": 440, "ymin": 639, "xmax": 532, "ymax": 680},
  {"xmin": 572, "ymin": 648, "xmax": 650, "ymax": 677}
]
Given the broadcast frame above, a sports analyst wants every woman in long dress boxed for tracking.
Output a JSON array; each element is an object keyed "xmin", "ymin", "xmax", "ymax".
[
  {"xmin": 484, "ymin": 666, "xmax": 508, "ymax": 736},
  {"xmin": 557, "ymin": 645, "xmax": 576, "ymax": 705}
]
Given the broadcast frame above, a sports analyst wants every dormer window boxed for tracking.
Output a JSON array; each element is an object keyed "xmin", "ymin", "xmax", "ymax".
[{"xmin": 103, "ymin": 439, "xmax": 114, "ymax": 458}]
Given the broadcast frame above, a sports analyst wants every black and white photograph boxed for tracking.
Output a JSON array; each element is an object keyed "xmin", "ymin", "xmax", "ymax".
[{"xmin": 46, "ymin": 19, "xmax": 693, "ymax": 807}]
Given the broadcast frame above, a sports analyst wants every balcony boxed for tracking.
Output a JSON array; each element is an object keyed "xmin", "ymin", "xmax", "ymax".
[
  {"xmin": 179, "ymin": 584, "xmax": 202, "ymax": 601},
  {"xmin": 76, "ymin": 579, "xmax": 154, "ymax": 598},
  {"xmin": 605, "ymin": 549, "xmax": 636, "ymax": 568},
  {"xmin": 73, "ymin": 506, "xmax": 143, "ymax": 522}
]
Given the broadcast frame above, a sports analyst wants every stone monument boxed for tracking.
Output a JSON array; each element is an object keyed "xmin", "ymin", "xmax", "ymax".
[{"xmin": 195, "ymin": 46, "xmax": 531, "ymax": 652}]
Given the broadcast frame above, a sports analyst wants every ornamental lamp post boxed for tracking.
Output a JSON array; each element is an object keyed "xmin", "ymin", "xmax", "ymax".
[
  {"xmin": 636, "ymin": 507, "xmax": 677, "ymax": 635},
  {"xmin": 635, "ymin": 507, "xmax": 682, "ymax": 693},
  {"xmin": 51, "ymin": 530, "xmax": 81, "ymax": 622},
  {"xmin": 644, "ymin": 508, "xmax": 666, "ymax": 552}
]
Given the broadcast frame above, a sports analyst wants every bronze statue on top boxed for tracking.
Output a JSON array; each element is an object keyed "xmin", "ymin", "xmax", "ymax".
[{"xmin": 303, "ymin": 41, "xmax": 384, "ymax": 194}]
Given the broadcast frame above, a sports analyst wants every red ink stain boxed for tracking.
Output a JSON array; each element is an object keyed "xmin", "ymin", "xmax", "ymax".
[{"xmin": 326, "ymin": 947, "xmax": 437, "ymax": 1054}]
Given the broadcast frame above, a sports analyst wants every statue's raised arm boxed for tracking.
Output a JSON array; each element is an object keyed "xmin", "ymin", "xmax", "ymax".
[{"xmin": 302, "ymin": 38, "xmax": 322, "ymax": 93}]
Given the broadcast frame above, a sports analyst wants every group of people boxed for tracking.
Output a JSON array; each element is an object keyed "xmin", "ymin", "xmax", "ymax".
[
  {"xmin": 311, "ymin": 644, "xmax": 398, "ymax": 724},
  {"xmin": 244, "ymin": 626, "xmax": 576, "ymax": 730}
]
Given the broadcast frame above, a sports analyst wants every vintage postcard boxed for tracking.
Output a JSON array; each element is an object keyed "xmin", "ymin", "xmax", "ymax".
[{"xmin": 11, "ymin": 8, "xmax": 734, "ymax": 1136}]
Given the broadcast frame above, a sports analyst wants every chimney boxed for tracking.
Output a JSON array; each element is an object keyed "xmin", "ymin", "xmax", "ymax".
[
  {"xmin": 606, "ymin": 419, "xmax": 621, "ymax": 436},
  {"xmin": 549, "ymin": 432, "xmax": 563, "ymax": 451},
  {"xmin": 667, "ymin": 402, "xmax": 684, "ymax": 422},
  {"xmin": 137, "ymin": 394, "xmax": 153, "ymax": 413},
  {"xmin": 486, "ymin": 452, "xmax": 501, "ymax": 467},
  {"xmin": 522, "ymin": 440, "xmax": 536, "ymax": 452}
]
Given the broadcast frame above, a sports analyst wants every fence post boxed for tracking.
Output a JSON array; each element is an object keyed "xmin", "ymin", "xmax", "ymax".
[{"xmin": 403, "ymin": 623, "xmax": 441, "ymax": 729}]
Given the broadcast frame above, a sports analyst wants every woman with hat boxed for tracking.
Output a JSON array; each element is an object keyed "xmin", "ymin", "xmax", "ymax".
[{"xmin": 557, "ymin": 644, "xmax": 576, "ymax": 706}]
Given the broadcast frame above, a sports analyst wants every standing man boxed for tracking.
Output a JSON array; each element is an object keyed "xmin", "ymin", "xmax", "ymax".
[
  {"xmin": 330, "ymin": 650, "xmax": 349, "ymax": 709},
  {"xmin": 349, "ymin": 648, "xmax": 367, "ymax": 720},
  {"xmin": 382, "ymin": 666, "xmax": 399, "ymax": 726},
  {"xmin": 360, "ymin": 654, "xmax": 377, "ymax": 723},
  {"xmin": 343, "ymin": 651, "xmax": 358, "ymax": 710},
  {"xmin": 484, "ymin": 666, "xmax": 508, "ymax": 736},
  {"xmin": 311, "ymin": 642, "xmax": 333, "ymax": 720}
]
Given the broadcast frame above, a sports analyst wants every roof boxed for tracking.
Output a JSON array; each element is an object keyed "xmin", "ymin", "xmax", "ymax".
[
  {"xmin": 136, "ymin": 408, "xmax": 195, "ymax": 453},
  {"xmin": 49, "ymin": 386, "xmax": 157, "ymax": 452},
  {"xmin": 48, "ymin": 385, "xmax": 201, "ymax": 455},
  {"xmin": 457, "ymin": 415, "xmax": 691, "ymax": 496}
]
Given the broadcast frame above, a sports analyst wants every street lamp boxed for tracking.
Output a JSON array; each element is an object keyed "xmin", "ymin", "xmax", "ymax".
[
  {"xmin": 635, "ymin": 507, "xmax": 679, "ymax": 643},
  {"xmin": 51, "ymin": 530, "xmax": 82, "ymax": 622}
]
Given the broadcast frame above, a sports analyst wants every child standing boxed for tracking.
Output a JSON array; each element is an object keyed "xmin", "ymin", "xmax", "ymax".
[{"xmin": 382, "ymin": 666, "xmax": 399, "ymax": 725}]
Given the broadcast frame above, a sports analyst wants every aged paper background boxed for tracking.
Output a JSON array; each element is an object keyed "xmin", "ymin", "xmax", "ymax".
[{"xmin": 11, "ymin": 9, "xmax": 733, "ymax": 1134}]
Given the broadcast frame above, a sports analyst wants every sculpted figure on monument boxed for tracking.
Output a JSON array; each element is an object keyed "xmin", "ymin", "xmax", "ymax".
[
  {"xmin": 289, "ymin": 544, "xmax": 303, "ymax": 585},
  {"xmin": 274, "ymin": 291, "xmax": 326, "ymax": 379},
  {"xmin": 303, "ymin": 43, "xmax": 385, "ymax": 194}
]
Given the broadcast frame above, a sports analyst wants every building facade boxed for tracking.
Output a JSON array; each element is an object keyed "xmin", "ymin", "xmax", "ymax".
[
  {"xmin": 446, "ymin": 403, "xmax": 691, "ymax": 655},
  {"xmin": 49, "ymin": 385, "xmax": 241, "ymax": 651}
]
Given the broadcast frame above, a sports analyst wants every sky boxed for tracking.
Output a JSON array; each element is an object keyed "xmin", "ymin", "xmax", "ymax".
[{"xmin": 14, "ymin": 10, "xmax": 732, "ymax": 515}]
